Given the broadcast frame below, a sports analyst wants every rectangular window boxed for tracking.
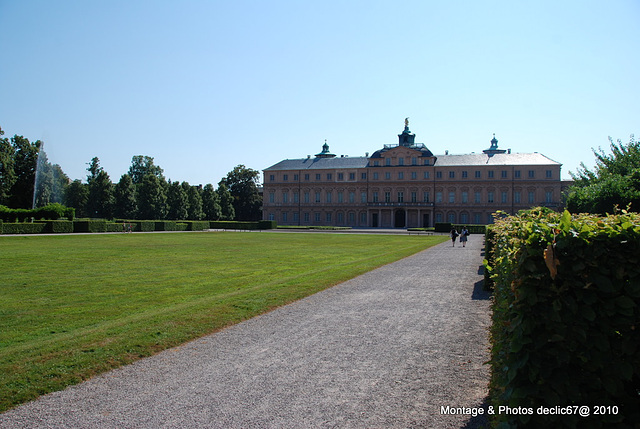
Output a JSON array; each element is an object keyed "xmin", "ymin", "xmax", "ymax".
[
  {"xmin": 501, "ymin": 192, "xmax": 508, "ymax": 203},
  {"xmin": 293, "ymin": 174, "xmax": 299, "ymax": 181},
  {"xmin": 326, "ymin": 192, "xmax": 332, "ymax": 203},
  {"xmin": 448, "ymin": 192, "xmax": 455, "ymax": 203},
  {"xmin": 460, "ymin": 213, "xmax": 469, "ymax": 224},
  {"xmin": 529, "ymin": 170, "xmax": 535, "ymax": 178},
  {"xmin": 348, "ymin": 172, "xmax": 355, "ymax": 181},
  {"xmin": 474, "ymin": 213, "xmax": 482, "ymax": 224},
  {"xmin": 361, "ymin": 173, "xmax": 367, "ymax": 180},
  {"xmin": 268, "ymin": 213, "xmax": 275, "ymax": 221},
  {"xmin": 293, "ymin": 212, "xmax": 299, "ymax": 222},
  {"xmin": 270, "ymin": 174, "xmax": 275, "ymax": 182},
  {"xmin": 449, "ymin": 171, "xmax": 455, "ymax": 179},
  {"xmin": 398, "ymin": 172, "xmax": 404, "ymax": 180},
  {"xmin": 327, "ymin": 173, "xmax": 332, "ymax": 180},
  {"xmin": 515, "ymin": 170, "xmax": 521, "ymax": 178},
  {"xmin": 337, "ymin": 173, "xmax": 344, "ymax": 181},
  {"xmin": 436, "ymin": 192, "xmax": 443, "ymax": 203},
  {"xmin": 348, "ymin": 212, "xmax": 355, "ymax": 224},
  {"xmin": 386, "ymin": 158, "xmax": 391, "ymax": 166},
  {"xmin": 412, "ymin": 157, "xmax": 417, "ymax": 165},
  {"xmin": 337, "ymin": 213, "xmax": 343, "ymax": 223},
  {"xmin": 488, "ymin": 192, "xmax": 494, "ymax": 203},
  {"xmin": 436, "ymin": 213, "xmax": 443, "ymax": 223},
  {"xmin": 360, "ymin": 212, "xmax": 367, "ymax": 224},
  {"xmin": 326, "ymin": 212, "xmax": 332, "ymax": 222},
  {"xmin": 488, "ymin": 171, "xmax": 494, "ymax": 179},
  {"xmin": 546, "ymin": 191, "xmax": 553, "ymax": 203},
  {"xmin": 337, "ymin": 192, "xmax": 343, "ymax": 203},
  {"xmin": 373, "ymin": 192, "xmax": 379, "ymax": 202},
  {"xmin": 424, "ymin": 171, "xmax": 430, "ymax": 179},
  {"xmin": 514, "ymin": 192, "xmax": 521, "ymax": 203},
  {"xmin": 411, "ymin": 171, "xmax": 417, "ymax": 179},
  {"xmin": 384, "ymin": 192, "xmax": 391, "ymax": 203},
  {"xmin": 374, "ymin": 160, "xmax": 379, "ymax": 167},
  {"xmin": 423, "ymin": 192, "xmax": 430, "ymax": 202},
  {"xmin": 475, "ymin": 192, "xmax": 481, "ymax": 203},
  {"xmin": 304, "ymin": 212, "xmax": 309, "ymax": 222},
  {"xmin": 282, "ymin": 212, "xmax": 288, "ymax": 222},
  {"xmin": 304, "ymin": 174, "xmax": 310, "ymax": 181},
  {"xmin": 315, "ymin": 212, "xmax": 321, "ymax": 222},
  {"xmin": 398, "ymin": 158, "xmax": 404, "ymax": 166},
  {"xmin": 373, "ymin": 172, "xmax": 379, "ymax": 180},
  {"xmin": 546, "ymin": 170, "xmax": 553, "ymax": 178},
  {"xmin": 462, "ymin": 171, "xmax": 468, "ymax": 178},
  {"xmin": 385, "ymin": 172, "xmax": 391, "ymax": 180},
  {"xmin": 304, "ymin": 192, "xmax": 310, "ymax": 203},
  {"xmin": 436, "ymin": 171, "xmax": 442, "ymax": 179},
  {"xmin": 475, "ymin": 171, "xmax": 481, "ymax": 178},
  {"xmin": 411, "ymin": 192, "xmax": 417, "ymax": 203},
  {"xmin": 361, "ymin": 192, "xmax": 367, "ymax": 203},
  {"xmin": 282, "ymin": 192, "xmax": 288, "ymax": 203},
  {"xmin": 315, "ymin": 174, "xmax": 321, "ymax": 180},
  {"xmin": 283, "ymin": 174, "xmax": 288, "ymax": 181},
  {"xmin": 269, "ymin": 192, "xmax": 275, "ymax": 203},
  {"xmin": 398, "ymin": 192, "xmax": 404, "ymax": 203},
  {"xmin": 315, "ymin": 192, "xmax": 321, "ymax": 203},
  {"xmin": 462, "ymin": 191, "xmax": 468, "ymax": 203},
  {"xmin": 501, "ymin": 170, "xmax": 508, "ymax": 179},
  {"xmin": 528, "ymin": 191, "xmax": 535, "ymax": 203},
  {"xmin": 293, "ymin": 192, "xmax": 299, "ymax": 203},
  {"xmin": 349, "ymin": 192, "xmax": 355, "ymax": 203}
]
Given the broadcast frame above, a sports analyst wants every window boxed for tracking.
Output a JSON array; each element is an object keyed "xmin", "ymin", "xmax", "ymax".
[
  {"xmin": 501, "ymin": 170, "xmax": 508, "ymax": 179},
  {"xmin": 349, "ymin": 212, "xmax": 355, "ymax": 224},
  {"xmin": 361, "ymin": 173, "xmax": 367, "ymax": 180},
  {"xmin": 268, "ymin": 213, "xmax": 275, "ymax": 221},
  {"xmin": 488, "ymin": 171, "xmax": 494, "ymax": 179},
  {"xmin": 293, "ymin": 192, "xmax": 299, "ymax": 203},
  {"xmin": 337, "ymin": 192, "xmax": 343, "ymax": 203},
  {"xmin": 384, "ymin": 192, "xmax": 391, "ymax": 203},
  {"xmin": 412, "ymin": 157, "xmax": 417, "ymax": 165},
  {"xmin": 327, "ymin": 173, "xmax": 332, "ymax": 180},
  {"xmin": 474, "ymin": 213, "xmax": 482, "ymax": 224},
  {"xmin": 360, "ymin": 212, "xmax": 367, "ymax": 224},
  {"xmin": 449, "ymin": 192, "xmax": 455, "ymax": 203},
  {"xmin": 436, "ymin": 192, "xmax": 443, "ymax": 203},
  {"xmin": 349, "ymin": 192, "xmax": 355, "ymax": 203},
  {"xmin": 398, "ymin": 158, "xmax": 404, "ymax": 166},
  {"xmin": 501, "ymin": 192, "xmax": 508, "ymax": 203},
  {"xmin": 269, "ymin": 174, "xmax": 275, "ymax": 182},
  {"xmin": 315, "ymin": 212, "xmax": 321, "ymax": 222},
  {"xmin": 373, "ymin": 192, "xmax": 379, "ymax": 202},
  {"xmin": 424, "ymin": 171, "xmax": 430, "ymax": 179},
  {"xmin": 449, "ymin": 171, "xmax": 455, "ymax": 179},
  {"xmin": 398, "ymin": 172, "xmax": 404, "ymax": 180},
  {"xmin": 411, "ymin": 171, "xmax": 417, "ymax": 179},
  {"xmin": 515, "ymin": 170, "xmax": 521, "ymax": 178},
  {"xmin": 373, "ymin": 172, "xmax": 379, "ymax": 180},
  {"xmin": 373, "ymin": 160, "xmax": 380, "ymax": 167},
  {"xmin": 385, "ymin": 172, "xmax": 391, "ymax": 180},
  {"xmin": 436, "ymin": 213, "xmax": 443, "ymax": 223},
  {"xmin": 474, "ymin": 192, "xmax": 481, "ymax": 203},
  {"xmin": 337, "ymin": 213, "xmax": 343, "ymax": 223},
  {"xmin": 514, "ymin": 192, "xmax": 521, "ymax": 203},
  {"xmin": 386, "ymin": 158, "xmax": 391, "ymax": 166},
  {"xmin": 411, "ymin": 192, "xmax": 417, "ymax": 203},
  {"xmin": 475, "ymin": 171, "xmax": 481, "ymax": 179},
  {"xmin": 304, "ymin": 212, "xmax": 309, "ymax": 222},
  {"xmin": 436, "ymin": 171, "xmax": 443, "ymax": 179},
  {"xmin": 315, "ymin": 192, "xmax": 321, "ymax": 203},
  {"xmin": 293, "ymin": 212, "xmax": 299, "ymax": 222},
  {"xmin": 462, "ymin": 171, "xmax": 468, "ymax": 178},
  {"xmin": 304, "ymin": 192, "xmax": 310, "ymax": 203},
  {"xmin": 283, "ymin": 174, "xmax": 288, "ymax": 181},
  {"xmin": 424, "ymin": 159, "xmax": 430, "ymax": 166},
  {"xmin": 326, "ymin": 192, "xmax": 332, "ymax": 203},
  {"xmin": 337, "ymin": 173, "xmax": 344, "ymax": 181},
  {"xmin": 448, "ymin": 213, "xmax": 456, "ymax": 223},
  {"xmin": 546, "ymin": 170, "xmax": 553, "ymax": 178},
  {"xmin": 282, "ymin": 212, "xmax": 288, "ymax": 222},
  {"xmin": 460, "ymin": 213, "xmax": 469, "ymax": 224},
  {"xmin": 304, "ymin": 174, "xmax": 310, "ymax": 181},
  {"xmin": 528, "ymin": 170, "xmax": 535, "ymax": 178},
  {"xmin": 361, "ymin": 192, "xmax": 367, "ymax": 203},
  {"xmin": 528, "ymin": 191, "xmax": 535, "ymax": 203},
  {"xmin": 326, "ymin": 213, "xmax": 332, "ymax": 222},
  {"xmin": 398, "ymin": 192, "xmax": 404, "ymax": 203},
  {"xmin": 423, "ymin": 192, "xmax": 430, "ymax": 202},
  {"xmin": 462, "ymin": 192, "xmax": 468, "ymax": 203},
  {"xmin": 349, "ymin": 173, "xmax": 355, "ymax": 180},
  {"xmin": 545, "ymin": 191, "xmax": 553, "ymax": 203},
  {"xmin": 282, "ymin": 192, "xmax": 288, "ymax": 203},
  {"xmin": 293, "ymin": 174, "xmax": 299, "ymax": 181},
  {"xmin": 315, "ymin": 174, "xmax": 321, "ymax": 180},
  {"xmin": 488, "ymin": 192, "xmax": 494, "ymax": 203}
]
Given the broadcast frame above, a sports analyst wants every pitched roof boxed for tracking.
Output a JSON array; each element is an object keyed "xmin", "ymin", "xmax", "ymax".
[
  {"xmin": 433, "ymin": 152, "xmax": 561, "ymax": 166},
  {"xmin": 264, "ymin": 156, "xmax": 369, "ymax": 171}
]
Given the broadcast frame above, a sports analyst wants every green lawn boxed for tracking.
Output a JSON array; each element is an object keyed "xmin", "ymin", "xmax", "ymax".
[{"xmin": 0, "ymin": 231, "xmax": 447, "ymax": 412}]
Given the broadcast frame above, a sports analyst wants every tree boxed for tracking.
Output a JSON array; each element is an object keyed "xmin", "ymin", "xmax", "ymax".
[
  {"xmin": 7, "ymin": 135, "xmax": 40, "ymax": 209},
  {"xmin": 567, "ymin": 135, "xmax": 640, "ymax": 214},
  {"xmin": 186, "ymin": 184, "xmax": 203, "ymax": 220},
  {"xmin": 86, "ymin": 157, "xmax": 114, "ymax": 218},
  {"xmin": 217, "ymin": 182, "xmax": 235, "ymax": 220},
  {"xmin": 137, "ymin": 173, "xmax": 167, "ymax": 219},
  {"xmin": 128, "ymin": 155, "xmax": 164, "ymax": 185},
  {"xmin": 114, "ymin": 174, "xmax": 138, "ymax": 219},
  {"xmin": 0, "ymin": 127, "xmax": 16, "ymax": 206},
  {"xmin": 166, "ymin": 180, "xmax": 188, "ymax": 220},
  {"xmin": 64, "ymin": 179, "xmax": 89, "ymax": 217},
  {"xmin": 218, "ymin": 164, "xmax": 262, "ymax": 220},
  {"xmin": 202, "ymin": 183, "xmax": 221, "ymax": 220}
]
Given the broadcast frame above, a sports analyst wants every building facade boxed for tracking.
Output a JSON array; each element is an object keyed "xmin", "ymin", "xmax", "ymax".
[{"xmin": 263, "ymin": 122, "xmax": 563, "ymax": 227}]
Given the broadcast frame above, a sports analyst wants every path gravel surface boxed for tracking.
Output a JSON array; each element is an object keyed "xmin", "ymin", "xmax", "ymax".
[{"xmin": 0, "ymin": 234, "xmax": 492, "ymax": 429}]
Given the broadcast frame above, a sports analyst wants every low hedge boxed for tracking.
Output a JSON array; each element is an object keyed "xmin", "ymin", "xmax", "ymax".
[
  {"xmin": 1, "ymin": 223, "xmax": 48, "ymax": 234},
  {"xmin": 210, "ymin": 220, "xmax": 276, "ymax": 230},
  {"xmin": 485, "ymin": 208, "xmax": 640, "ymax": 428},
  {"xmin": 45, "ymin": 220, "xmax": 73, "ymax": 233},
  {"xmin": 73, "ymin": 220, "xmax": 107, "ymax": 233},
  {"xmin": 185, "ymin": 220, "xmax": 210, "ymax": 231}
]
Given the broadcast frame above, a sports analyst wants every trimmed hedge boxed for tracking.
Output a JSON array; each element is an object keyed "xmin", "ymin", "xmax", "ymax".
[
  {"xmin": 434, "ymin": 222, "xmax": 452, "ymax": 232},
  {"xmin": 1, "ymin": 223, "xmax": 48, "ymax": 234},
  {"xmin": 210, "ymin": 220, "xmax": 276, "ymax": 230},
  {"xmin": 185, "ymin": 220, "xmax": 210, "ymax": 231},
  {"xmin": 73, "ymin": 220, "xmax": 107, "ymax": 233},
  {"xmin": 0, "ymin": 204, "xmax": 75, "ymax": 222},
  {"xmin": 45, "ymin": 220, "xmax": 73, "ymax": 233},
  {"xmin": 485, "ymin": 208, "xmax": 640, "ymax": 428}
]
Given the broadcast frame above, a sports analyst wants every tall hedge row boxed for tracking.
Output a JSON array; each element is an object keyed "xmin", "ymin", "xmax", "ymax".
[
  {"xmin": 485, "ymin": 208, "xmax": 640, "ymax": 428},
  {"xmin": 0, "ymin": 204, "xmax": 75, "ymax": 222}
]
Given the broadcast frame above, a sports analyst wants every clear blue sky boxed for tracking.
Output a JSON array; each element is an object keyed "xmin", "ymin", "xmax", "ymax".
[{"xmin": 1, "ymin": 0, "xmax": 638, "ymax": 185}]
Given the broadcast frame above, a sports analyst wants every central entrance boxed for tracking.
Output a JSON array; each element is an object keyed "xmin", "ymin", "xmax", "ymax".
[{"xmin": 394, "ymin": 209, "xmax": 406, "ymax": 228}]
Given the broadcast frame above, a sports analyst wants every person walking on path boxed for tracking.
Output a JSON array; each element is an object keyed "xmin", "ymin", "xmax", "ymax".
[
  {"xmin": 460, "ymin": 226, "xmax": 469, "ymax": 247},
  {"xmin": 450, "ymin": 227, "xmax": 459, "ymax": 246}
]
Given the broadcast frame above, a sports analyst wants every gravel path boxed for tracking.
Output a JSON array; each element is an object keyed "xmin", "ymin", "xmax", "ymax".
[{"xmin": 0, "ymin": 235, "xmax": 492, "ymax": 429}]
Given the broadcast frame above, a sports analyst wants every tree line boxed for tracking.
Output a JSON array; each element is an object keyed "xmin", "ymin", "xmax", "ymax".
[{"xmin": 0, "ymin": 127, "xmax": 262, "ymax": 221}]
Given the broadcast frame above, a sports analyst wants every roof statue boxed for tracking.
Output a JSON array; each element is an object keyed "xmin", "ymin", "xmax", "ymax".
[{"xmin": 405, "ymin": 117, "xmax": 409, "ymax": 128}]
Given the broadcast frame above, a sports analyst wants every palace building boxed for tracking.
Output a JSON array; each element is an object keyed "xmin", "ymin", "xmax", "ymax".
[{"xmin": 263, "ymin": 120, "xmax": 563, "ymax": 228}]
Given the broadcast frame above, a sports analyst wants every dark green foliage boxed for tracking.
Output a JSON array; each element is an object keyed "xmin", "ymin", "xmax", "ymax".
[
  {"xmin": 210, "ymin": 220, "xmax": 276, "ymax": 230},
  {"xmin": 137, "ymin": 174, "xmax": 167, "ymax": 220},
  {"xmin": 202, "ymin": 183, "xmax": 221, "ymax": 220},
  {"xmin": 257, "ymin": 220, "xmax": 276, "ymax": 229},
  {"xmin": 73, "ymin": 220, "xmax": 107, "ymax": 233},
  {"xmin": 434, "ymin": 222, "xmax": 452, "ymax": 232},
  {"xmin": 217, "ymin": 183, "xmax": 235, "ymax": 221},
  {"xmin": 64, "ymin": 180, "xmax": 88, "ymax": 218},
  {"xmin": 155, "ymin": 221, "xmax": 178, "ymax": 231},
  {"xmin": 114, "ymin": 174, "xmax": 137, "ymax": 219},
  {"xmin": 45, "ymin": 220, "xmax": 73, "ymax": 233},
  {"xmin": 0, "ymin": 203, "xmax": 74, "ymax": 223},
  {"xmin": 1, "ymin": 223, "xmax": 47, "ymax": 234},
  {"xmin": 86, "ymin": 158, "xmax": 114, "ymax": 218},
  {"xmin": 218, "ymin": 164, "xmax": 261, "ymax": 220},
  {"xmin": 184, "ymin": 220, "xmax": 209, "ymax": 231},
  {"xmin": 486, "ymin": 209, "xmax": 640, "ymax": 428},
  {"xmin": 166, "ymin": 181, "xmax": 188, "ymax": 220}
]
